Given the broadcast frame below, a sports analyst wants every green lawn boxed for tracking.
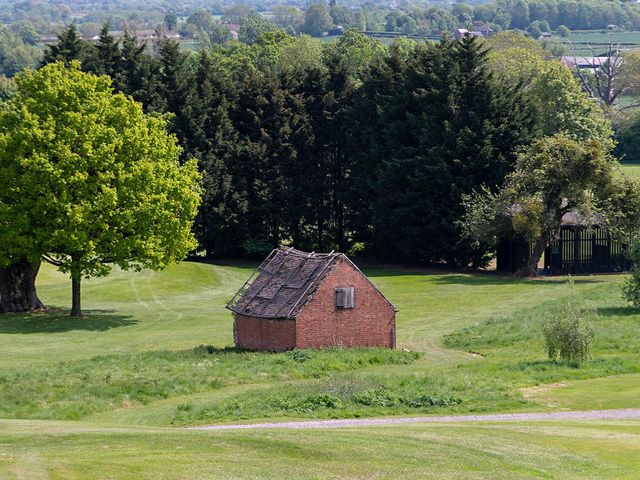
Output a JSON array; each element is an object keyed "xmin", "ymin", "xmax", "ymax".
[
  {"xmin": 524, "ymin": 374, "xmax": 640, "ymax": 410},
  {"xmin": 1, "ymin": 419, "xmax": 639, "ymax": 479},
  {"xmin": 620, "ymin": 163, "xmax": 640, "ymax": 178},
  {"xmin": 1, "ymin": 261, "xmax": 640, "ymax": 477}
]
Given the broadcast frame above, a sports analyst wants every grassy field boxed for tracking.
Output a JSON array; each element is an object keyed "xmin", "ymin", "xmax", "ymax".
[
  {"xmin": 2, "ymin": 419, "xmax": 640, "ymax": 479},
  {"xmin": 547, "ymin": 30, "xmax": 640, "ymax": 55},
  {"xmin": 621, "ymin": 163, "xmax": 640, "ymax": 178},
  {"xmin": 561, "ymin": 31, "xmax": 640, "ymax": 44},
  {"xmin": 1, "ymin": 261, "xmax": 640, "ymax": 477},
  {"xmin": 523, "ymin": 374, "xmax": 640, "ymax": 410}
]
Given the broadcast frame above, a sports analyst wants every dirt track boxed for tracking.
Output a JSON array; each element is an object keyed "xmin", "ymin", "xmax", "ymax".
[{"xmin": 189, "ymin": 408, "xmax": 640, "ymax": 430}]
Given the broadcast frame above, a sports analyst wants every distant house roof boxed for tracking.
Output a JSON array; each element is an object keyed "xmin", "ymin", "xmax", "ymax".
[
  {"xmin": 222, "ymin": 23, "xmax": 239, "ymax": 32},
  {"xmin": 508, "ymin": 202, "xmax": 604, "ymax": 227},
  {"xmin": 560, "ymin": 56, "xmax": 622, "ymax": 72},
  {"xmin": 472, "ymin": 26, "xmax": 493, "ymax": 36},
  {"xmin": 561, "ymin": 209, "xmax": 604, "ymax": 226},
  {"xmin": 560, "ymin": 56, "xmax": 604, "ymax": 68},
  {"xmin": 227, "ymin": 246, "xmax": 396, "ymax": 319},
  {"xmin": 456, "ymin": 28, "xmax": 491, "ymax": 39}
]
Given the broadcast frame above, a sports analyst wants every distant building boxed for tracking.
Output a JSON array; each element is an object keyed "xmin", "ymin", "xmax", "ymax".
[
  {"xmin": 472, "ymin": 25, "xmax": 494, "ymax": 37},
  {"xmin": 455, "ymin": 26, "xmax": 494, "ymax": 40},
  {"xmin": 560, "ymin": 55, "xmax": 621, "ymax": 74},
  {"xmin": 222, "ymin": 23, "xmax": 239, "ymax": 40},
  {"xmin": 227, "ymin": 247, "xmax": 397, "ymax": 352}
]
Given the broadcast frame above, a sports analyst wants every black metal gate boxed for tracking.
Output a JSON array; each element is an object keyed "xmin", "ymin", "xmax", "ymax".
[
  {"xmin": 544, "ymin": 226, "xmax": 630, "ymax": 275},
  {"xmin": 497, "ymin": 226, "xmax": 631, "ymax": 275}
]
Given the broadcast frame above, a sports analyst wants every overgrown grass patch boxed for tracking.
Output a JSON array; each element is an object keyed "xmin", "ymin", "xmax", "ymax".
[
  {"xmin": 170, "ymin": 371, "xmax": 526, "ymax": 425},
  {"xmin": 0, "ymin": 347, "xmax": 420, "ymax": 420},
  {"xmin": 442, "ymin": 282, "xmax": 640, "ymax": 392}
]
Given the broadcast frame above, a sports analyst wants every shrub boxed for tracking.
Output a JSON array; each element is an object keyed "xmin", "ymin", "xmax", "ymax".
[
  {"xmin": 623, "ymin": 243, "xmax": 640, "ymax": 307},
  {"xmin": 353, "ymin": 389, "xmax": 397, "ymax": 407},
  {"xmin": 287, "ymin": 350, "xmax": 313, "ymax": 363},
  {"xmin": 267, "ymin": 393, "xmax": 342, "ymax": 412},
  {"xmin": 542, "ymin": 296, "xmax": 595, "ymax": 366},
  {"xmin": 405, "ymin": 395, "xmax": 461, "ymax": 408}
]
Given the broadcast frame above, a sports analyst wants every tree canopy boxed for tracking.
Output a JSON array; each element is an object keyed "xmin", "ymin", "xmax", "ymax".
[
  {"xmin": 24, "ymin": 27, "xmax": 631, "ymax": 276},
  {"xmin": 0, "ymin": 62, "xmax": 201, "ymax": 315}
]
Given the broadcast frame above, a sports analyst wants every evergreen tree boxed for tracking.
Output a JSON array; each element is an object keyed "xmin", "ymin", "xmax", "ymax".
[
  {"xmin": 84, "ymin": 23, "xmax": 120, "ymax": 77},
  {"xmin": 42, "ymin": 24, "xmax": 85, "ymax": 66},
  {"xmin": 114, "ymin": 33, "xmax": 163, "ymax": 111},
  {"xmin": 157, "ymin": 38, "xmax": 192, "ymax": 138},
  {"xmin": 182, "ymin": 52, "xmax": 242, "ymax": 257},
  {"xmin": 374, "ymin": 37, "xmax": 533, "ymax": 266}
]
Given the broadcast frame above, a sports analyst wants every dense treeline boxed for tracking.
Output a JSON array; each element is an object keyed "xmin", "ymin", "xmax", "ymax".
[
  {"xmin": 5, "ymin": 0, "xmax": 640, "ymax": 46},
  {"xmin": 36, "ymin": 26, "xmax": 609, "ymax": 266},
  {"xmin": 3, "ymin": 0, "xmax": 640, "ymax": 78},
  {"xmin": 0, "ymin": 24, "xmax": 39, "ymax": 77},
  {"xmin": 304, "ymin": 0, "xmax": 640, "ymax": 37},
  {"xmin": 127, "ymin": 1, "xmax": 640, "ymax": 42}
]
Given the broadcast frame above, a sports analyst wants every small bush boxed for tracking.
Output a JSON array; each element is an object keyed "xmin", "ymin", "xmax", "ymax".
[
  {"xmin": 353, "ymin": 389, "xmax": 397, "ymax": 407},
  {"xmin": 267, "ymin": 393, "xmax": 342, "ymax": 413},
  {"xmin": 542, "ymin": 296, "xmax": 595, "ymax": 366},
  {"xmin": 623, "ymin": 243, "xmax": 640, "ymax": 307},
  {"xmin": 287, "ymin": 350, "xmax": 313, "ymax": 363},
  {"xmin": 406, "ymin": 395, "xmax": 461, "ymax": 408}
]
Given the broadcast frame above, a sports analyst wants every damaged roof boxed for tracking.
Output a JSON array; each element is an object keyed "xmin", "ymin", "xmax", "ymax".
[{"xmin": 226, "ymin": 246, "xmax": 396, "ymax": 319}]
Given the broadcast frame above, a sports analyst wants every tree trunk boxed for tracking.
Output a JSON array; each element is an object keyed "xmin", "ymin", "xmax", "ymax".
[
  {"xmin": 70, "ymin": 267, "xmax": 82, "ymax": 318},
  {"xmin": 516, "ymin": 236, "xmax": 549, "ymax": 278},
  {"xmin": 0, "ymin": 259, "xmax": 45, "ymax": 313}
]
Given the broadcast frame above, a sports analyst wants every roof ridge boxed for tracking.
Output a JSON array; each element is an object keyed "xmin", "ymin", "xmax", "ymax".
[{"xmin": 278, "ymin": 246, "xmax": 337, "ymax": 258}]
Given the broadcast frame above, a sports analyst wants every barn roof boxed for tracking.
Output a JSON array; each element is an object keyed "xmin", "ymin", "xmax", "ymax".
[{"xmin": 227, "ymin": 246, "xmax": 395, "ymax": 319}]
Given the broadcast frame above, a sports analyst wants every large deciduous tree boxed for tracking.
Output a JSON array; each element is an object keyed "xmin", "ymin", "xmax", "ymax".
[
  {"xmin": 0, "ymin": 62, "xmax": 201, "ymax": 316},
  {"xmin": 462, "ymin": 135, "xmax": 617, "ymax": 277},
  {"xmin": 486, "ymin": 32, "xmax": 613, "ymax": 149},
  {"xmin": 302, "ymin": 3, "xmax": 334, "ymax": 37}
]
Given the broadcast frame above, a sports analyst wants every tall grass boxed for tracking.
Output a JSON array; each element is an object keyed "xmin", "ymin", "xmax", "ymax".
[{"xmin": 0, "ymin": 347, "xmax": 420, "ymax": 420}]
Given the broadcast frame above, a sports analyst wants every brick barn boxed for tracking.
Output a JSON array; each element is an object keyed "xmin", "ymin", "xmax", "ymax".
[{"xmin": 227, "ymin": 247, "xmax": 397, "ymax": 352}]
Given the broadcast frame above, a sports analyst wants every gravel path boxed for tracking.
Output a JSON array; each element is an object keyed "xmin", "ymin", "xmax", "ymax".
[{"xmin": 190, "ymin": 409, "xmax": 640, "ymax": 430}]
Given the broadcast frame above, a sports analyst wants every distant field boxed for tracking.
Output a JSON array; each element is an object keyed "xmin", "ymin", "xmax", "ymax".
[
  {"xmin": 179, "ymin": 39, "xmax": 201, "ymax": 52},
  {"xmin": 620, "ymin": 163, "xmax": 640, "ymax": 178},
  {"xmin": 563, "ymin": 31, "xmax": 640, "ymax": 44},
  {"xmin": 545, "ymin": 30, "xmax": 640, "ymax": 55}
]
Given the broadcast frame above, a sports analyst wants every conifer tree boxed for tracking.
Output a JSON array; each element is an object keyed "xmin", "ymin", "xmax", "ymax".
[
  {"xmin": 42, "ymin": 24, "xmax": 85, "ymax": 66},
  {"xmin": 157, "ymin": 38, "xmax": 192, "ymax": 138},
  {"xmin": 85, "ymin": 23, "xmax": 120, "ymax": 77},
  {"xmin": 115, "ymin": 33, "xmax": 163, "ymax": 111},
  {"xmin": 182, "ymin": 52, "xmax": 242, "ymax": 257},
  {"xmin": 374, "ymin": 37, "xmax": 533, "ymax": 266}
]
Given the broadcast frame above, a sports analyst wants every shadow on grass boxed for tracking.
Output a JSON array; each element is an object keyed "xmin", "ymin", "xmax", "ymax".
[
  {"xmin": 430, "ymin": 275, "xmax": 604, "ymax": 287},
  {"xmin": 0, "ymin": 308, "xmax": 137, "ymax": 334},
  {"xmin": 363, "ymin": 266, "xmax": 606, "ymax": 285},
  {"xmin": 596, "ymin": 306, "xmax": 640, "ymax": 318}
]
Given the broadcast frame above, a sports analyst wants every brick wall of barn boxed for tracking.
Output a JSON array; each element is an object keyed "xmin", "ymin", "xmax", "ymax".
[
  {"xmin": 234, "ymin": 314, "xmax": 296, "ymax": 351},
  {"xmin": 295, "ymin": 259, "xmax": 396, "ymax": 349}
]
